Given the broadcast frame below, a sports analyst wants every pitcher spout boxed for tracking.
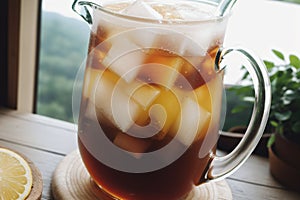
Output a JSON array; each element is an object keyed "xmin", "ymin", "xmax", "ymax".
[{"xmin": 72, "ymin": 0, "xmax": 98, "ymax": 25}]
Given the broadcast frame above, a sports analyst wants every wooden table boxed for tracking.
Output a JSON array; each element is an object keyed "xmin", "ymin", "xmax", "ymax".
[{"xmin": 0, "ymin": 109, "xmax": 299, "ymax": 200}]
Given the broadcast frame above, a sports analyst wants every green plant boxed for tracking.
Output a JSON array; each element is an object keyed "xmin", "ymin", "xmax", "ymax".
[
  {"xmin": 229, "ymin": 50, "xmax": 300, "ymax": 146},
  {"xmin": 278, "ymin": 0, "xmax": 300, "ymax": 5}
]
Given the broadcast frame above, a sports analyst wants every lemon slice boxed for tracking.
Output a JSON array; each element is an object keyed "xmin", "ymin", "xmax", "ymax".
[{"xmin": 0, "ymin": 148, "xmax": 33, "ymax": 200}]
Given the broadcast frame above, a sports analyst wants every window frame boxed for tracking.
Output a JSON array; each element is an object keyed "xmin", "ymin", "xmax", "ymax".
[
  {"xmin": 2, "ymin": 0, "xmax": 40, "ymax": 112},
  {"xmin": 0, "ymin": 0, "xmax": 8, "ymax": 107}
]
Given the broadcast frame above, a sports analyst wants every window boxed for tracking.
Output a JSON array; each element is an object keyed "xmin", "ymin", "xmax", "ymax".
[{"xmin": 35, "ymin": 0, "xmax": 89, "ymax": 122}]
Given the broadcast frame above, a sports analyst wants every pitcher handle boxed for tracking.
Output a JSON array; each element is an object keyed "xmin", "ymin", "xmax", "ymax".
[
  {"xmin": 206, "ymin": 47, "xmax": 271, "ymax": 181},
  {"xmin": 72, "ymin": 0, "xmax": 95, "ymax": 25}
]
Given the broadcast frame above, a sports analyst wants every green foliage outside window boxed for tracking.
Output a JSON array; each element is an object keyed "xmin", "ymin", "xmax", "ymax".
[{"xmin": 37, "ymin": 12, "xmax": 89, "ymax": 122}]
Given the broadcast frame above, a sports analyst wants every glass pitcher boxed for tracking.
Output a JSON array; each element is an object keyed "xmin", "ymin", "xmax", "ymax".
[{"xmin": 72, "ymin": 0, "xmax": 271, "ymax": 199}]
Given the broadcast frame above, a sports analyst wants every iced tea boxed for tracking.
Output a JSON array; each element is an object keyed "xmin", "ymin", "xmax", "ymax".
[{"xmin": 78, "ymin": 1, "xmax": 226, "ymax": 199}]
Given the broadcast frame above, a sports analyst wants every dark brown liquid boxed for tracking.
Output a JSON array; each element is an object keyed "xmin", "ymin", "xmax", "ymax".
[{"xmin": 78, "ymin": 125, "xmax": 213, "ymax": 200}]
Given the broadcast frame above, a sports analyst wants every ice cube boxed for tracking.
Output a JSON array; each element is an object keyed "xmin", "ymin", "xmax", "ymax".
[
  {"xmin": 175, "ymin": 56, "xmax": 207, "ymax": 90},
  {"xmin": 127, "ymin": 103, "xmax": 167, "ymax": 139},
  {"xmin": 82, "ymin": 68, "xmax": 102, "ymax": 99},
  {"xmin": 121, "ymin": 0, "xmax": 163, "ymax": 20},
  {"xmin": 127, "ymin": 29, "xmax": 158, "ymax": 50},
  {"xmin": 199, "ymin": 46, "xmax": 218, "ymax": 81},
  {"xmin": 138, "ymin": 54, "xmax": 183, "ymax": 89},
  {"xmin": 123, "ymin": 80, "xmax": 160, "ymax": 110},
  {"xmin": 176, "ymin": 45, "xmax": 219, "ymax": 90},
  {"xmin": 92, "ymin": 70, "xmax": 144, "ymax": 132},
  {"xmin": 102, "ymin": 37, "xmax": 145, "ymax": 83},
  {"xmin": 148, "ymin": 88, "xmax": 181, "ymax": 140},
  {"xmin": 128, "ymin": 28, "xmax": 202, "ymax": 57},
  {"xmin": 171, "ymin": 97, "xmax": 211, "ymax": 146},
  {"xmin": 189, "ymin": 24, "xmax": 218, "ymax": 54},
  {"xmin": 153, "ymin": 33, "xmax": 205, "ymax": 57},
  {"xmin": 194, "ymin": 84, "xmax": 211, "ymax": 112},
  {"xmin": 147, "ymin": 104, "xmax": 168, "ymax": 139},
  {"xmin": 90, "ymin": 70, "xmax": 117, "ymax": 118},
  {"xmin": 111, "ymin": 78, "xmax": 146, "ymax": 132},
  {"xmin": 151, "ymin": 4, "xmax": 183, "ymax": 20},
  {"xmin": 197, "ymin": 74, "xmax": 223, "ymax": 158},
  {"xmin": 113, "ymin": 132, "xmax": 152, "ymax": 158}
]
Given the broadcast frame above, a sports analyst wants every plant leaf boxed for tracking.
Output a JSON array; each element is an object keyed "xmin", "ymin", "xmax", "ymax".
[
  {"xmin": 292, "ymin": 122, "xmax": 300, "ymax": 133},
  {"xmin": 282, "ymin": 89, "xmax": 295, "ymax": 105},
  {"xmin": 289, "ymin": 55, "xmax": 300, "ymax": 69},
  {"xmin": 263, "ymin": 60, "xmax": 275, "ymax": 71},
  {"xmin": 267, "ymin": 134, "xmax": 275, "ymax": 148},
  {"xmin": 243, "ymin": 96, "xmax": 255, "ymax": 102},
  {"xmin": 274, "ymin": 111, "xmax": 292, "ymax": 121},
  {"xmin": 297, "ymin": 70, "xmax": 300, "ymax": 79},
  {"xmin": 270, "ymin": 120, "xmax": 278, "ymax": 127},
  {"xmin": 231, "ymin": 105, "xmax": 247, "ymax": 114},
  {"xmin": 272, "ymin": 49, "xmax": 285, "ymax": 60}
]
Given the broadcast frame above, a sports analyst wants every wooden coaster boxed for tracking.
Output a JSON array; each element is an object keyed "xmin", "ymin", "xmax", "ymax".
[
  {"xmin": 52, "ymin": 150, "xmax": 232, "ymax": 200},
  {"xmin": 0, "ymin": 146, "xmax": 43, "ymax": 200},
  {"xmin": 26, "ymin": 154, "xmax": 43, "ymax": 200}
]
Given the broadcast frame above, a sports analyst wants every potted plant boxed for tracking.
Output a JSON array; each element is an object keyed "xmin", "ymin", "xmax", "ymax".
[
  {"xmin": 265, "ymin": 50, "xmax": 300, "ymax": 191},
  {"xmin": 219, "ymin": 50, "xmax": 300, "ymax": 191}
]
